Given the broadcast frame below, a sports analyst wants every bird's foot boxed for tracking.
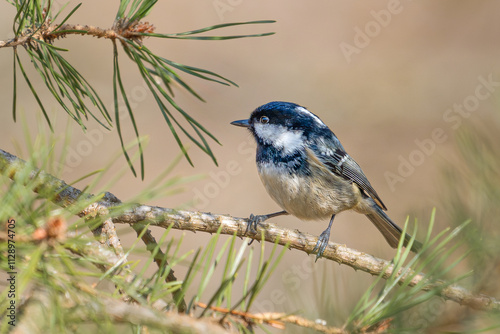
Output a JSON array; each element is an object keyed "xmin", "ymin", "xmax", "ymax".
[
  {"xmin": 244, "ymin": 211, "xmax": 287, "ymax": 245},
  {"xmin": 246, "ymin": 214, "xmax": 269, "ymax": 234},
  {"xmin": 312, "ymin": 229, "xmax": 331, "ymax": 261},
  {"xmin": 245, "ymin": 214, "xmax": 270, "ymax": 245}
]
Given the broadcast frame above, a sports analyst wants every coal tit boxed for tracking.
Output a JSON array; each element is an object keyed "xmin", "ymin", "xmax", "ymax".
[{"xmin": 231, "ymin": 101, "xmax": 421, "ymax": 259}]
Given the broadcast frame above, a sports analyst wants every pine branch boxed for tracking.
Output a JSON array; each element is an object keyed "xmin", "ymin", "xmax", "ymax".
[
  {"xmin": 3, "ymin": 0, "xmax": 275, "ymax": 176},
  {"xmin": 0, "ymin": 18, "xmax": 274, "ymax": 49},
  {"xmin": 1, "ymin": 148, "xmax": 499, "ymax": 312}
]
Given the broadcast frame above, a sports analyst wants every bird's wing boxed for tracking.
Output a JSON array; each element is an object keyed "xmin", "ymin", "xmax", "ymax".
[{"xmin": 307, "ymin": 141, "xmax": 387, "ymax": 210}]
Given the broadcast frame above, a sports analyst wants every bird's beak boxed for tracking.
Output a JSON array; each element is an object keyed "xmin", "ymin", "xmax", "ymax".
[{"xmin": 230, "ymin": 119, "xmax": 250, "ymax": 128}]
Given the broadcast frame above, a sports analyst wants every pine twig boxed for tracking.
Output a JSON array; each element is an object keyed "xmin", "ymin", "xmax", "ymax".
[
  {"xmin": 93, "ymin": 218, "xmax": 126, "ymax": 257},
  {"xmin": 1, "ymin": 148, "xmax": 499, "ymax": 312},
  {"xmin": 0, "ymin": 22, "xmax": 153, "ymax": 49},
  {"xmin": 197, "ymin": 302, "xmax": 347, "ymax": 334}
]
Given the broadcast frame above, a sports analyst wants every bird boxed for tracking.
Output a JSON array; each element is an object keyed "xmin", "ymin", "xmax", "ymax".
[{"xmin": 231, "ymin": 101, "xmax": 421, "ymax": 259}]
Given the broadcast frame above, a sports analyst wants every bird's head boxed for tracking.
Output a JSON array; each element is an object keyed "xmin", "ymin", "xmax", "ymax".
[{"xmin": 231, "ymin": 101, "xmax": 329, "ymax": 153}]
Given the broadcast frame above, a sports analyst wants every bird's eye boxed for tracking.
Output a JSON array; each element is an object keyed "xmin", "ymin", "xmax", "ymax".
[{"xmin": 260, "ymin": 116, "xmax": 269, "ymax": 124}]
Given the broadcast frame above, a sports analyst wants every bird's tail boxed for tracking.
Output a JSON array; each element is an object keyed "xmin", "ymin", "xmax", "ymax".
[{"xmin": 365, "ymin": 204, "xmax": 422, "ymax": 253}]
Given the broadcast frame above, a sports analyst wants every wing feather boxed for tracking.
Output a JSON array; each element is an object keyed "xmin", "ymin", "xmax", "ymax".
[{"xmin": 309, "ymin": 142, "xmax": 387, "ymax": 210}]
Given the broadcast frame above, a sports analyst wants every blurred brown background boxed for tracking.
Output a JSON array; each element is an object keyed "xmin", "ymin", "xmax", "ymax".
[{"xmin": 1, "ymin": 0, "xmax": 500, "ymax": 331}]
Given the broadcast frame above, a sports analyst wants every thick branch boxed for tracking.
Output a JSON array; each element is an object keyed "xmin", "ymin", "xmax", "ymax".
[{"xmin": 1, "ymin": 148, "xmax": 498, "ymax": 312}]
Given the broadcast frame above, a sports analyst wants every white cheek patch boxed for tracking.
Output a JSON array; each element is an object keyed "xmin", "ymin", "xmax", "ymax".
[
  {"xmin": 296, "ymin": 106, "xmax": 326, "ymax": 127},
  {"xmin": 254, "ymin": 123, "xmax": 304, "ymax": 154},
  {"xmin": 253, "ymin": 123, "xmax": 277, "ymax": 143},
  {"xmin": 275, "ymin": 129, "xmax": 304, "ymax": 154}
]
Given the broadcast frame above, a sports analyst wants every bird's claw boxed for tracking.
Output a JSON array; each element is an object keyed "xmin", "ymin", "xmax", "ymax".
[
  {"xmin": 245, "ymin": 214, "xmax": 268, "ymax": 245},
  {"xmin": 246, "ymin": 214, "xmax": 268, "ymax": 234},
  {"xmin": 312, "ymin": 230, "xmax": 331, "ymax": 261}
]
